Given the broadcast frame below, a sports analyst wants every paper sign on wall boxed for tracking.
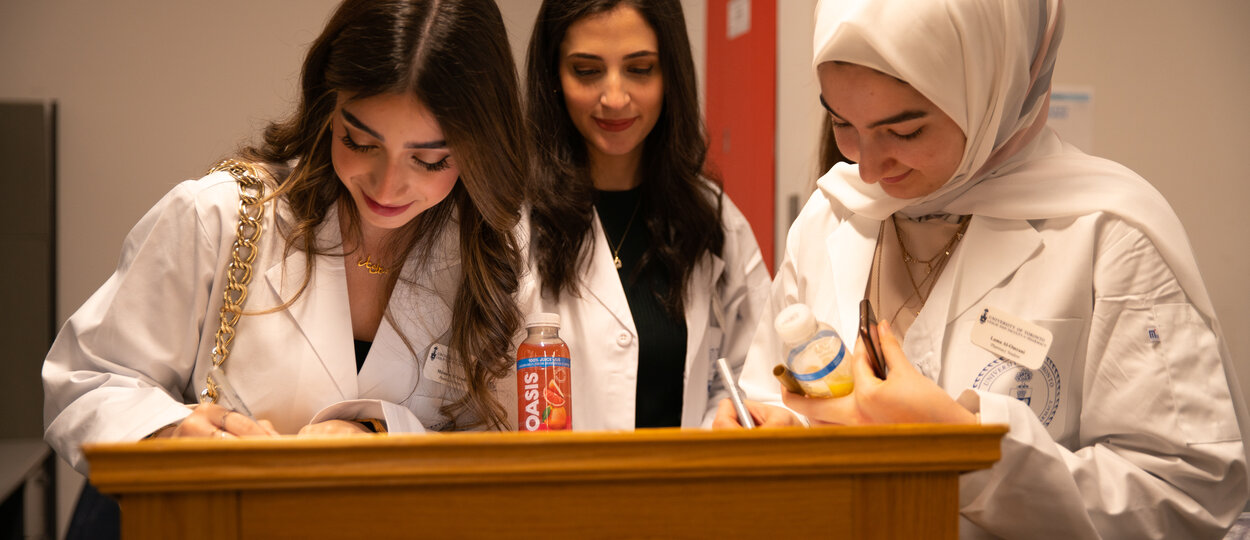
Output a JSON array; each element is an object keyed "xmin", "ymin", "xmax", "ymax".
[
  {"xmin": 1048, "ymin": 85, "xmax": 1094, "ymax": 153},
  {"xmin": 728, "ymin": 0, "xmax": 751, "ymax": 39}
]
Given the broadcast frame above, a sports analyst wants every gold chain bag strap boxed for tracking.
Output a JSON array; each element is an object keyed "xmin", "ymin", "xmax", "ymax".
[{"xmin": 198, "ymin": 159, "xmax": 266, "ymax": 404}]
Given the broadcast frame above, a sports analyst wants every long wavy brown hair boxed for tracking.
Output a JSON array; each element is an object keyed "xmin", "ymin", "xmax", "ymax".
[
  {"xmin": 240, "ymin": 0, "xmax": 525, "ymax": 429},
  {"xmin": 525, "ymin": 0, "xmax": 724, "ymax": 319}
]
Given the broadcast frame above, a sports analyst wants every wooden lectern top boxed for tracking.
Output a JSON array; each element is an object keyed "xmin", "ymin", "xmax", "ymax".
[{"xmin": 84, "ymin": 424, "xmax": 1007, "ymax": 539}]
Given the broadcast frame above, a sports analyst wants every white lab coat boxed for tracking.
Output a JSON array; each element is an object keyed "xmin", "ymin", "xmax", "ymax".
[
  {"xmin": 44, "ymin": 171, "xmax": 480, "ymax": 474},
  {"xmin": 520, "ymin": 193, "xmax": 770, "ymax": 429},
  {"xmin": 738, "ymin": 189, "xmax": 1248, "ymax": 539}
]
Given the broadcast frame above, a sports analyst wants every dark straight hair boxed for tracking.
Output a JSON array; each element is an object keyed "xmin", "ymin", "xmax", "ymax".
[
  {"xmin": 242, "ymin": 0, "xmax": 526, "ymax": 429},
  {"xmin": 525, "ymin": 0, "xmax": 725, "ymax": 319}
]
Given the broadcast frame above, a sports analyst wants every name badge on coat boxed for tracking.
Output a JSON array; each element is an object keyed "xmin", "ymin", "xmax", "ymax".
[{"xmin": 970, "ymin": 306, "xmax": 1053, "ymax": 370}]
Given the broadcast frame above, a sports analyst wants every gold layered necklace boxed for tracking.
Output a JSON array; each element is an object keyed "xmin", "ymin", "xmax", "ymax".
[{"xmin": 889, "ymin": 214, "xmax": 971, "ymax": 318}]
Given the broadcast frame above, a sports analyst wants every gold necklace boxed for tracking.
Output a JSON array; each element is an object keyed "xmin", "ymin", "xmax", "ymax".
[
  {"xmin": 608, "ymin": 198, "xmax": 642, "ymax": 270},
  {"xmin": 891, "ymin": 214, "xmax": 970, "ymax": 316},
  {"xmin": 356, "ymin": 255, "xmax": 388, "ymax": 275}
]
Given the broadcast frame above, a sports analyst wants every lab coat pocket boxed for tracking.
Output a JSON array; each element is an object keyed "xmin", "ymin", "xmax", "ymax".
[
  {"xmin": 955, "ymin": 317, "xmax": 1082, "ymax": 438},
  {"xmin": 1154, "ymin": 303, "xmax": 1240, "ymax": 443}
]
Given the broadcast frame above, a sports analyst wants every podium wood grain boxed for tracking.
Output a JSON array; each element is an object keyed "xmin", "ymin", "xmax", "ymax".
[{"xmin": 85, "ymin": 424, "xmax": 1005, "ymax": 539}]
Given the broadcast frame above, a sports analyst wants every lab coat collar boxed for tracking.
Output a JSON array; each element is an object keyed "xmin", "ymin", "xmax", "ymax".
[
  {"xmin": 824, "ymin": 214, "xmax": 880, "ymax": 340},
  {"xmin": 263, "ymin": 204, "xmax": 463, "ymax": 404},
  {"xmin": 941, "ymin": 215, "xmax": 1041, "ymax": 324},
  {"xmin": 823, "ymin": 214, "xmax": 1041, "ymax": 381},
  {"xmin": 903, "ymin": 215, "xmax": 1042, "ymax": 379},
  {"xmin": 580, "ymin": 208, "xmax": 638, "ymax": 335},
  {"xmin": 357, "ymin": 224, "xmax": 461, "ymax": 402},
  {"xmin": 264, "ymin": 205, "xmax": 356, "ymax": 400}
]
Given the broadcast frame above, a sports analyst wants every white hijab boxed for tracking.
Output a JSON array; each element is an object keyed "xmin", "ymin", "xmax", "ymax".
[
  {"xmin": 812, "ymin": 0, "xmax": 1218, "ymax": 325},
  {"xmin": 813, "ymin": 0, "xmax": 1247, "ymax": 468}
]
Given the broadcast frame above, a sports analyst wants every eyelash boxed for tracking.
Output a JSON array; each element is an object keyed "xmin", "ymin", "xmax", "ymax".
[
  {"xmin": 418, "ymin": 156, "xmax": 452, "ymax": 172},
  {"xmin": 828, "ymin": 121, "xmax": 923, "ymax": 141},
  {"xmin": 572, "ymin": 65, "xmax": 655, "ymax": 78},
  {"xmin": 340, "ymin": 133, "xmax": 373, "ymax": 153},
  {"xmin": 892, "ymin": 128, "xmax": 922, "ymax": 141},
  {"xmin": 340, "ymin": 133, "xmax": 452, "ymax": 172}
]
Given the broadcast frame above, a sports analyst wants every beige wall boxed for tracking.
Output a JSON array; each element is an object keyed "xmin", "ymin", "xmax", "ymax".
[{"xmin": 0, "ymin": 3, "xmax": 342, "ymax": 535}]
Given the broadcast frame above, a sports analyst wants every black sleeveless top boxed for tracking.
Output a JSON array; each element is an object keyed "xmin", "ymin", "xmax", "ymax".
[
  {"xmin": 596, "ymin": 188, "xmax": 688, "ymax": 428},
  {"xmin": 353, "ymin": 339, "xmax": 370, "ymax": 373}
]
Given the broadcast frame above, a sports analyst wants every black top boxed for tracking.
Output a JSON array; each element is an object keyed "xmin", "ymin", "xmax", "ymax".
[
  {"xmin": 595, "ymin": 188, "xmax": 688, "ymax": 428},
  {"xmin": 353, "ymin": 339, "xmax": 371, "ymax": 373}
]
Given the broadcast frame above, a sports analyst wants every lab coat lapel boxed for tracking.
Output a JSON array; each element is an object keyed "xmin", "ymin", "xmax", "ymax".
[
  {"xmin": 825, "ymin": 214, "xmax": 881, "ymax": 339},
  {"xmin": 263, "ymin": 210, "xmax": 356, "ymax": 400},
  {"xmin": 905, "ymin": 216, "xmax": 1041, "ymax": 379},
  {"xmin": 358, "ymin": 230, "xmax": 460, "ymax": 401},
  {"xmin": 580, "ymin": 209, "xmax": 638, "ymax": 334},
  {"xmin": 943, "ymin": 216, "xmax": 1041, "ymax": 323},
  {"xmin": 680, "ymin": 253, "xmax": 721, "ymax": 426}
]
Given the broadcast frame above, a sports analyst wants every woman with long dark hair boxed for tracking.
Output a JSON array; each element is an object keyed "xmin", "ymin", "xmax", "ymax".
[
  {"xmin": 523, "ymin": 0, "xmax": 770, "ymax": 429},
  {"xmin": 44, "ymin": 0, "xmax": 526, "ymax": 475}
]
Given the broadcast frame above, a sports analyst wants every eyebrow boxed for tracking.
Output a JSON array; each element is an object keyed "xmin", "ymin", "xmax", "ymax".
[
  {"xmin": 566, "ymin": 50, "xmax": 658, "ymax": 61},
  {"xmin": 819, "ymin": 94, "xmax": 928, "ymax": 128},
  {"xmin": 340, "ymin": 108, "xmax": 447, "ymax": 149}
]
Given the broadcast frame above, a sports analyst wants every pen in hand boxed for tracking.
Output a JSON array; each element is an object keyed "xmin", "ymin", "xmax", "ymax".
[{"xmin": 716, "ymin": 357, "xmax": 756, "ymax": 429}]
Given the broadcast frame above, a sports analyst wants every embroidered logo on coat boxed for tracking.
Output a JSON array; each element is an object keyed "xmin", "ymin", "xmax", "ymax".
[{"xmin": 972, "ymin": 357, "xmax": 1061, "ymax": 426}]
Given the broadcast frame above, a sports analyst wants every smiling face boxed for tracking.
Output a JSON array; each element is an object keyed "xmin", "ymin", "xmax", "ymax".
[
  {"xmin": 558, "ymin": 4, "xmax": 664, "ymax": 171},
  {"xmin": 330, "ymin": 92, "xmax": 459, "ymax": 241},
  {"xmin": 818, "ymin": 62, "xmax": 966, "ymax": 200}
]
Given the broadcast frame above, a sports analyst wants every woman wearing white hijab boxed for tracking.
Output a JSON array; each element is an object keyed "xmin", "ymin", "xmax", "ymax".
[{"xmin": 717, "ymin": 0, "xmax": 1249, "ymax": 537}]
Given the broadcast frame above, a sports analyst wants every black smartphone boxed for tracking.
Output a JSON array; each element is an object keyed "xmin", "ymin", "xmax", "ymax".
[{"xmin": 859, "ymin": 299, "xmax": 888, "ymax": 379}]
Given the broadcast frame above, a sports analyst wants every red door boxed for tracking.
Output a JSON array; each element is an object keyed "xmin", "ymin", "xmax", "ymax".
[{"xmin": 705, "ymin": 0, "xmax": 776, "ymax": 272}]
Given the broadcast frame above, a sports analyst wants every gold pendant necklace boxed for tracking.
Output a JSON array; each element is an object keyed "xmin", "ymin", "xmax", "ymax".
[
  {"xmin": 609, "ymin": 198, "xmax": 642, "ymax": 270},
  {"xmin": 357, "ymin": 255, "xmax": 388, "ymax": 275}
]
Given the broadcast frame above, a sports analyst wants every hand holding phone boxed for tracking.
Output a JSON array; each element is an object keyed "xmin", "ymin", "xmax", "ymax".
[{"xmin": 859, "ymin": 300, "xmax": 888, "ymax": 379}]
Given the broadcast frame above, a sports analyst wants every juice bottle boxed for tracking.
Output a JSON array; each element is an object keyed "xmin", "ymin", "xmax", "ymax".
[
  {"xmin": 774, "ymin": 303, "xmax": 853, "ymax": 398},
  {"xmin": 516, "ymin": 313, "xmax": 571, "ymax": 431}
]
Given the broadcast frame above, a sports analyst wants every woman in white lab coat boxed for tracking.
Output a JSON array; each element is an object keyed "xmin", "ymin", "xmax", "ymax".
[
  {"xmin": 522, "ymin": 0, "xmax": 770, "ymax": 429},
  {"xmin": 716, "ymin": 0, "xmax": 1249, "ymax": 537},
  {"xmin": 43, "ymin": 0, "xmax": 528, "ymax": 475}
]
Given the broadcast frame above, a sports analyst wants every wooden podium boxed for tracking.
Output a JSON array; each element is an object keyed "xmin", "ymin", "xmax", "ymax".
[{"xmin": 85, "ymin": 424, "xmax": 1005, "ymax": 539}]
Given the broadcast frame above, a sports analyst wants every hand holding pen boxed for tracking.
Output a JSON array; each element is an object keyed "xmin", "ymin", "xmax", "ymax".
[
  {"xmin": 149, "ymin": 402, "xmax": 279, "ymax": 439},
  {"xmin": 712, "ymin": 358, "xmax": 804, "ymax": 429},
  {"xmin": 149, "ymin": 368, "xmax": 278, "ymax": 439}
]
